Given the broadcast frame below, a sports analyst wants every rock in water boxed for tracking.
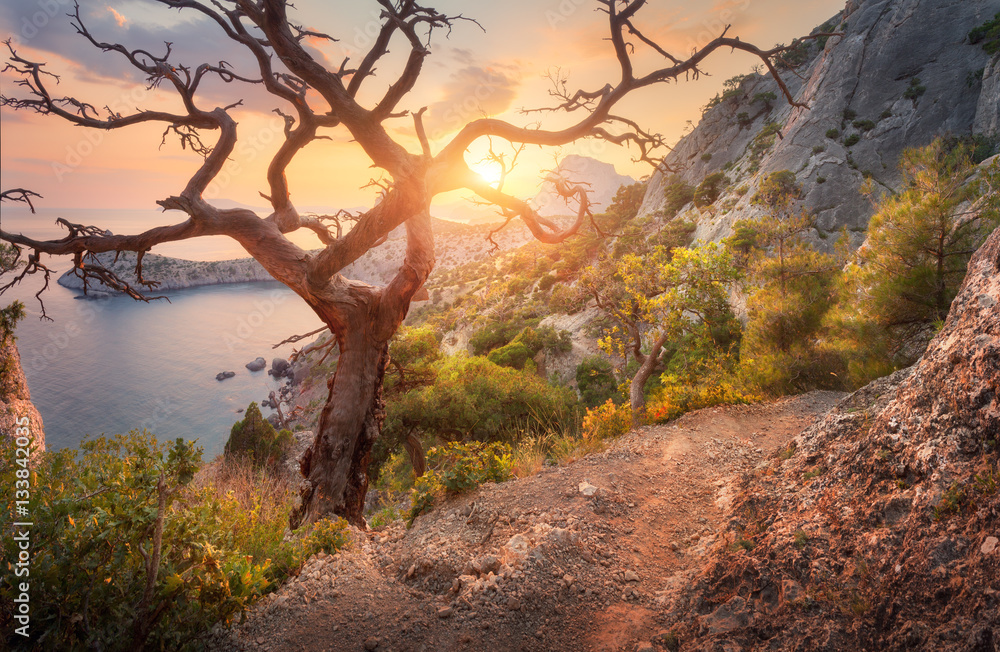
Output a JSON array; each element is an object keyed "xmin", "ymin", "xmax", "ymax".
[
  {"xmin": 246, "ymin": 356, "xmax": 266, "ymax": 372},
  {"xmin": 216, "ymin": 371, "xmax": 236, "ymax": 381},
  {"xmin": 270, "ymin": 358, "xmax": 291, "ymax": 377}
]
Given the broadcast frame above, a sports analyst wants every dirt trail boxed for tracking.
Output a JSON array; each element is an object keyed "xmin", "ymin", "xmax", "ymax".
[{"xmin": 213, "ymin": 391, "xmax": 843, "ymax": 652}]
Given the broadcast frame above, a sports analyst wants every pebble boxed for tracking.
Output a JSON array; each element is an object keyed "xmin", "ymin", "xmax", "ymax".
[
  {"xmin": 437, "ymin": 607, "xmax": 454, "ymax": 619},
  {"xmin": 624, "ymin": 570, "xmax": 640, "ymax": 583},
  {"xmin": 364, "ymin": 637, "xmax": 379, "ymax": 650},
  {"xmin": 982, "ymin": 536, "xmax": 998, "ymax": 555}
]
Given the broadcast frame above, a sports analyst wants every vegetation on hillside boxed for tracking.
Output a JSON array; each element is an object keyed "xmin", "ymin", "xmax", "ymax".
[{"xmin": 0, "ymin": 433, "xmax": 348, "ymax": 651}]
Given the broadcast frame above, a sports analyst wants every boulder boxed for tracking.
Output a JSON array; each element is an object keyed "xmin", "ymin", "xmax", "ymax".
[
  {"xmin": 245, "ymin": 356, "xmax": 267, "ymax": 372},
  {"xmin": 215, "ymin": 371, "xmax": 236, "ymax": 381},
  {"xmin": 270, "ymin": 358, "xmax": 291, "ymax": 377}
]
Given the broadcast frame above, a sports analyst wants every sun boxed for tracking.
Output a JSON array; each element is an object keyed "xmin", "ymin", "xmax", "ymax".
[{"xmin": 471, "ymin": 160, "xmax": 504, "ymax": 187}]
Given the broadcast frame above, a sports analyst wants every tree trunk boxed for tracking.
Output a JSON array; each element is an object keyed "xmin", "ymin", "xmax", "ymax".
[
  {"xmin": 630, "ymin": 354, "xmax": 658, "ymax": 428},
  {"xmin": 290, "ymin": 329, "xmax": 389, "ymax": 530},
  {"xmin": 630, "ymin": 332, "xmax": 670, "ymax": 428},
  {"xmin": 403, "ymin": 433, "xmax": 426, "ymax": 478}
]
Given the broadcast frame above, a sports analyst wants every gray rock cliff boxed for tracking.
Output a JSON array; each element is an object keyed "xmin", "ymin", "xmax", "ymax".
[{"xmin": 639, "ymin": 0, "xmax": 1000, "ymax": 246}]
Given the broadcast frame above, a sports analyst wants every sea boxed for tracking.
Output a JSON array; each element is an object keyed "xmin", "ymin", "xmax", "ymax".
[{"xmin": 2, "ymin": 207, "xmax": 326, "ymax": 458}]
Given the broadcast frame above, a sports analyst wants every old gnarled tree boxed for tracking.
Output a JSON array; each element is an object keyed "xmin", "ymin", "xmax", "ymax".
[{"xmin": 0, "ymin": 0, "xmax": 825, "ymax": 527}]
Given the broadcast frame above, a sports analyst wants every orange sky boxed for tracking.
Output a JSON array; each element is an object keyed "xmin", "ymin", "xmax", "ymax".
[{"xmin": 0, "ymin": 0, "xmax": 844, "ymax": 214}]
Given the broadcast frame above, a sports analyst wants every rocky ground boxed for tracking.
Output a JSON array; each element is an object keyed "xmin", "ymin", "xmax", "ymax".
[
  {"xmin": 653, "ymin": 224, "xmax": 1000, "ymax": 652},
  {"xmin": 209, "ymin": 391, "xmax": 843, "ymax": 652}
]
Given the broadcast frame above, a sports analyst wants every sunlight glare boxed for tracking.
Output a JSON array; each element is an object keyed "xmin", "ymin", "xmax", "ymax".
[{"xmin": 472, "ymin": 160, "xmax": 504, "ymax": 187}]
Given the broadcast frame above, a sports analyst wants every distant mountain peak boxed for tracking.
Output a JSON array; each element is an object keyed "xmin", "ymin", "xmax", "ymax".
[{"xmin": 531, "ymin": 155, "xmax": 636, "ymax": 217}]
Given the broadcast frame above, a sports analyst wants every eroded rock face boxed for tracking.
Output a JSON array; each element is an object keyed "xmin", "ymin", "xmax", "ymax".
[
  {"xmin": 640, "ymin": 0, "xmax": 1000, "ymax": 248},
  {"xmin": 0, "ymin": 336, "xmax": 46, "ymax": 456},
  {"xmin": 974, "ymin": 53, "xmax": 1000, "ymax": 139},
  {"xmin": 660, "ymin": 224, "xmax": 1000, "ymax": 650}
]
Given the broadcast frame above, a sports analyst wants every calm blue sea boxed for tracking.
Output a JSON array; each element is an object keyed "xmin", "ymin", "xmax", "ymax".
[{"xmin": 3, "ymin": 207, "xmax": 325, "ymax": 458}]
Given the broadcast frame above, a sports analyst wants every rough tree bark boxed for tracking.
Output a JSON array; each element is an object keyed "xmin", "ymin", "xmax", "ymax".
[{"xmin": 0, "ymin": 0, "xmax": 827, "ymax": 527}]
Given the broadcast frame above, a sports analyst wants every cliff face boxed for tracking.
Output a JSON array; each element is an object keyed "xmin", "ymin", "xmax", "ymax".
[
  {"xmin": 0, "ymin": 334, "xmax": 45, "ymax": 456},
  {"xmin": 659, "ymin": 222, "xmax": 1000, "ymax": 650},
  {"xmin": 639, "ymin": 0, "xmax": 1000, "ymax": 246}
]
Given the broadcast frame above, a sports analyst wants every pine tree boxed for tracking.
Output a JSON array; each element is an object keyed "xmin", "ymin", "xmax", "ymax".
[
  {"xmin": 732, "ymin": 171, "xmax": 842, "ymax": 394},
  {"xmin": 834, "ymin": 138, "xmax": 1000, "ymax": 381}
]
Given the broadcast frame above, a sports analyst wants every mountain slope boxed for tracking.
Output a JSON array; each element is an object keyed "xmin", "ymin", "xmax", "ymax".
[
  {"xmin": 639, "ymin": 0, "xmax": 1000, "ymax": 246},
  {"xmin": 532, "ymin": 155, "xmax": 636, "ymax": 217}
]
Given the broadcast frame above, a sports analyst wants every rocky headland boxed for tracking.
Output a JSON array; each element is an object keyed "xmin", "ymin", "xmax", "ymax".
[{"xmin": 0, "ymin": 332, "xmax": 45, "ymax": 456}]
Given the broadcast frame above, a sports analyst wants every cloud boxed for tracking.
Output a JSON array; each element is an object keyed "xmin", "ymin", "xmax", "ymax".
[
  {"xmin": 421, "ymin": 63, "xmax": 522, "ymax": 141},
  {"xmin": 0, "ymin": 0, "xmax": 341, "ymax": 117},
  {"xmin": 107, "ymin": 6, "xmax": 127, "ymax": 28}
]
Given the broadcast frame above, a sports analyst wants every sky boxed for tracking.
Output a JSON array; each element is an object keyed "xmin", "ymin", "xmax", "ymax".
[{"xmin": 0, "ymin": 0, "xmax": 844, "ymax": 218}]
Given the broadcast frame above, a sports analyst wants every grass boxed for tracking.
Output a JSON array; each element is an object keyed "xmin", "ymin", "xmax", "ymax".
[
  {"xmin": 793, "ymin": 529, "xmax": 808, "ymax": 549},
  {"xmin": 803, "ymin": 466, "xmax": 825, "ymax": 481},
  {"xmin": 193, "ymin": 458, "xmax": 295, "ymax": 563}
]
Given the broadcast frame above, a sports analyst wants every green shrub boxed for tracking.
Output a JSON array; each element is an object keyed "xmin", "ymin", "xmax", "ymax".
[
  {"xmin": 903, "ymin": 77, "xmax": 926, "ymax": 100},
  {"xmin": 549, "ymin": 283, "xmax": 587, "ymax": 314},
  {"xmin": 225, "ymin": 402, "xmax": 293, "ymax": 468},
  {"xmin": 470, "ymin": 317, "xmax": 535, "ymax": 355},
  {"xmin": 0, "ymin": 433, "xmax": 336, "ymax": 651},
  {"xmin": 694, "ymin": 172, "xmax": 729, "ymax": 208},
  {"xmin": 844, "ymin": 133, "xmax": 861, "ymax": 147},
  {"xmin": 515, "ymin": 325, "xmax": 573, "ymax": 356},
  {"xmin": 701, "ymin": 152, "xmax": 713, "ymax": 162},
  {"xmin": 968, "ymin": 12, "xmax": 1000, "ymax": 54},
  {"xmin": 736, "ymin": 111, "xmax": 752, "ymax": 127},
  {"xmin": 842, "ymin": 108, "xmax": 857, "ymax": 121},
  {"xmin": 825, "ymin": 128, "xmax": 840, "ymax": 139},
  {"xmin": 793, "ymin": 529, "xmax": 809, "ymax": 549},
  {"xmin": 486, "ymin": 325, "xmax": 572, "ymax": 369},
  {"xmin": 537, "ymin": 273, "xmax": 558, "ymax": 292},
  {"xmin": 384, "ymin": 355, "xmax": 579, "ymax": 448},
  {"xmin": 752, "ymin": 170, "xmax": 801, "ymax": 208},
  {"xmin": 775, "ymin": 40, "xmax": 811, "ymax": 70},
  {"xmin": 746, "ymin": 122, "xmax": 782, "ymax": 168},
  {"xmin": 580, "ymin": 399, "xmax": 632, "ymax": 441},
  {"xmin": 407, "ymin": 442, "xmax": 513, "ymax": 525},
  {"xmin": 575, "ymin": 355, "xmax": 619, "ymax": 408},
  {"xmin": 302, "ymin": 518, "xmax": 350, "ymax": 555},
  {"xmin": 852, "ymin": 119, "xmax": 876, "ymax": 132},
  {"xmin": 487, "ymin": 340, "xmax": 533, "ymax": 370},
  {"xmin": 812, "ymin": 145, "xmax": 825, "ymax": 154},
  {"xmin": 752, "ymin": 91, "xmax": 777, "ymax": 109},
  {"xmin": 662, "ymin": 177, "xmax": 695, "ymax": 218}
]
